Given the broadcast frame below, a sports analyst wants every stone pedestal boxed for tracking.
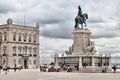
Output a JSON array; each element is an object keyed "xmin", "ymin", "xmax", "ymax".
[
  {"xmin": 72, "ymin": 29, "xmax": 91, "ymax": 55},
  {"xmin": 55, "ymin": 28, "xmax": 112, "ymax": 72}
]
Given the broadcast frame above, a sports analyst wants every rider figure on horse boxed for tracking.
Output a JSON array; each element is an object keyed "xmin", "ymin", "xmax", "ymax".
[
  {"xmin": 78, "ymin": 6, "xmax": 83, "ymax": 18},
  {"xmin": 74, "ymin": 5, "xmax": 88, "ymax": 29}
]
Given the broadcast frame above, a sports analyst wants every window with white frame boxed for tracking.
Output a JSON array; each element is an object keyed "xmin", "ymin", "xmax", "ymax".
[
  {"xmin": 23, "ymin": 47, "xmax": 25, "ymax": 54},
  {"xmin": 18, "ymin": 34, "xmax": 21, "ymax": 41},
  {"xmin": 33, "ymin": 48, "xmax": 37, "ymax": 56},
  {"xmin": 33, "ymin": 35, "xmax": 36, "ymax": 42},
  {"xmin": 29, "ymin": 35, "xmax": 31, "ymax": 42},
  {"xmin": 3, "ymin": 59, "xmax": 6, "ymax": 65},
  {"xmin": 18, "ymin": 59, "xmax": 21, "ymax": 65},
  {"xmin": 13, "ymin": 59, "xmax": 16, "ymax": 65},
  {"xmin": 34, "ymin": 60, "xmax": 36, "ymax": 65},
  {"xmin": 29, "ymin": 60, "xmax": 31, "ymax": 65},
  {"xmin": 23, "ymin": 47, "xmax": 27, "ymax": 54},
  {"xmin": 29, "ymin": 47, "xmax": 31, "ymax": 54},
  {"xmin": 4, "ymin": 32, "xmax": 7, "ymax": 41},
  {"xmin": 13, "ymin": 47, "xmax": 16, "ymax": 56},
  {"xmin": 23, "ymin": 34, "xmax": 27, "ymax": 42},
  {"xmin": 18, "ymin": 47, "xmax": 21, "ymax": 54},
  {"xmin": 3, "ymin": 46, "xmax": 6, "ymax": 54},
  {"xmin": 13, "ymin": 34, "xmax": 16, "ymax": 41}
]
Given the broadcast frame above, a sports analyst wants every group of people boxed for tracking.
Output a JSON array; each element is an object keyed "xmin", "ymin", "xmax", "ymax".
[
  {"xmin": 102, "ymin": 65, "xmax": 117, "ymax": 73},
  {"xmin": 0, "ymin": 65, "xmax": 20, "ymax": 74},
  {"xmin": 61, "ymin": 64, "xmax": 73, "ymax": 72},
  {"xmin": 0, "ymin": 66, "xmax": 10, "ymax": 74},
  {"xmin": 61, "ymin": 64, "xmax": 118, "ymax": 73}
]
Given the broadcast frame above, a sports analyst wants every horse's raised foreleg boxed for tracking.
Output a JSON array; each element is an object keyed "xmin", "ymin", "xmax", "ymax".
[
  {"xmin": 75, "ymin": 18, "xmax": 79, "ymax": 29},
  {"xmin": 81, "ymin": 24, "xmax": 83, "ymax": 29},
  {"xmin": 75, "ymin": 20, "xmax": 79, "ymax": 29},
  {"xmin": 75, "ymin": 22, "xmax": 78, "ymax": 29},
  {"xmin": 76, "ymin": 23, "xmax": 79, "ymax": 29},
  {"xmin": 84, "ymin": 22, "xmax": 87, "ymax": 27}
]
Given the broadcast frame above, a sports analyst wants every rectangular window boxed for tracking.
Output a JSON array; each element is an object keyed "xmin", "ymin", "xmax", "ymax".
[
  {"xmin": 33, "ymin": 48, "xmax": 37, "ymax": 57},
  {"xmin": 4, "ymin": 33, "xmax": 7, "ymax": 41},
  {"xmin": 29, "ymin": 35, "xmax": 31, "ymax": 42},
  {"xmin": 33, "ymin": 36, "xmax": 36, "ymax": 43},
  {"xmin": 18, "ymin": 59, "xmax": 21, "ymax": 65},
  {"xmin": 29, "ymin": 48, "xmax": 31, "ymax": 55},
  {"xmin": 3, "ymin": 47, "xmax": 6, "ymax": 54},
  {"xmin": 18, "ymin": 35, "xmax": 21, "ymax": 41},
  {"xmin": 23, "ymin": 47, "xmax": 27, "ymax": 54},
  {"xmin": 29, "ymin": 60, "xmax": 31, "ymax": 65},
  {"xmin": 13, "ymin": 47, "xmax": 16, "ymax": 56},
  {"xmin": 13, "ymin": 59, "xmax": 16, "ymax": 65},
  {"xmin": 3, "ymin": 59, "xmax": 6, "ymax": 65},
  {"xmin": 18, "ymin": 48, "xmax": 21, "ymax": 55},
  {"xmin": 34, "ymin": 48, "xmax": 36, "ymax": 54},
  {"xmin": 13, "ymin": 34, "xmax": 16, "ymax": 41},
  {"xmin": 23, "ymin": 34, "xmax": 27, "ymax": 42},
  {"xmin": 34, "ymin": 60, "xmax": 36, "ymax": 65}
]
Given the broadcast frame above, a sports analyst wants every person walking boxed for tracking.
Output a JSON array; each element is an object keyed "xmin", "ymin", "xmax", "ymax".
[
  {"xmin": 0, "ymin": 65, "xmax": 3, "ymax": 74},
  {"xmin": 112, "ymin": 65, "xmax": 117, "ymax": 73},
  {"xmin": 14, "ymin": 64, "xmax": 17, "ymax": 72},
  {"xmin": 4, "ymin": 66, "xmax": 8, "ymax": 74}
]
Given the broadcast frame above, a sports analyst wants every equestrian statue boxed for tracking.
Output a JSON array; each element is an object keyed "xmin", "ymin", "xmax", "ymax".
[{"xmin": 74, "ymin": 5, "xmax": 88, "ymax": 29}]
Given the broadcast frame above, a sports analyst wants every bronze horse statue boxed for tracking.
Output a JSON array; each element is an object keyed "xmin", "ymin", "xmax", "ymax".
[{"xmin": 74, "ymin": 6, "xmax": 88, "ymax": 29}]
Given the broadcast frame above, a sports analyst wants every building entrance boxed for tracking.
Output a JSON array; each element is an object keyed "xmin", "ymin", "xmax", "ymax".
[{"xmin": 24, "ymin": 59, "xmax": 28, "ymax": 69}]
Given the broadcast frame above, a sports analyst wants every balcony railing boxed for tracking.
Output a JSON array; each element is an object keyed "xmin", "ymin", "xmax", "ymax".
[
  {"xmin": 22, "ymin": 54, "xmax": 30, "ymax": 57},
  {"xmin": 30, "ymin": 54, "xmax": 32, "ymax": 56},
  {"xmin": 33, "ymin": 54, "xmax": 37, "ymax": 57},
  {"xmin": 13, "ymin": 54, "xmax": 17, "ymax": 56},
  {"xmin": 3, "ymin": 54, "xmax": 7, "ymax": 56},
  {"xmin": 18, "ymin": 54, "xmax": 22, "ymax": 56}
]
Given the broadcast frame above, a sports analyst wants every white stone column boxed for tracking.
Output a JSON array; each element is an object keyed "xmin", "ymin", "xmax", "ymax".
[
  {"xmin": 61, "ymin": 54, "xmax": 64, "ymax": 64},
  {"xmin": 109, "ymin": 56, "xmax": 112, "ymax": 70},
  {"xmin": 26, "ymin": 46, "xmax": 28, "ymax": 54},
  {"xmin": 92, "ymin": 56, "xmax": 95, "ymax": 71},
  {"xmin": 79, "ymin": 56, "xmax": 82, "ymax": 70},
  {"xmin": 54, "ymin": 54, "xmax": 58, "ymax": 66},
  {"xmin": 0, "ymin": 59, "xmax": 1, "ymax": 65},
  {"xmin": 37, "ymin": 47, "xmax": 40, "ymax": 68}
]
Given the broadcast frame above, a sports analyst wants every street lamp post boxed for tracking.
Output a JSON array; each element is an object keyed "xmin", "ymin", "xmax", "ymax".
[
  {"xmin": 62, "ymin": 54, "xmax": 64, "ymax": 65},
  {"xmin": 0, "ymin": 40, "xmax": 2, "ymax": 65}
]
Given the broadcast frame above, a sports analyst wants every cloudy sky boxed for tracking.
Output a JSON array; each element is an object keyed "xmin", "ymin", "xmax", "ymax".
[{"xmin": 0, "ymin": 0, "xmax": 120, "ymax": 64}]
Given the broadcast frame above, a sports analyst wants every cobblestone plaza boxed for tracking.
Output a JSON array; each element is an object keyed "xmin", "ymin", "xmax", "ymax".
[{"xmin": 0, "ymin": 69, "xmax": 120, "ymax": 80}]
